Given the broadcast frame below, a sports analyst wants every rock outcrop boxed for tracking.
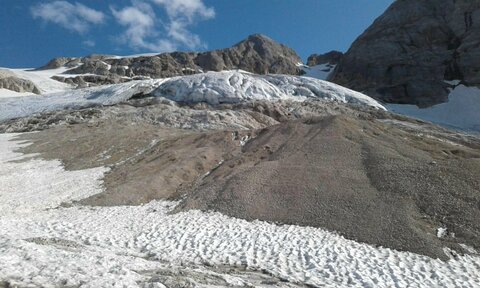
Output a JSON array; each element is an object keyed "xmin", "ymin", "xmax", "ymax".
[
  {"xmin": 41, "ymin": 34, "xmax": 304, "ymax": 87},
  {"xmin": 307, "ymin": 51, "xmax": 343, "ymax": 66},
  {"xmin": 331, "ymin": 0, "xmax": 480, "ymax": 107},
  {"xmin": 0, "ymin": 69, "xmax": 41, "ymax": 94}
]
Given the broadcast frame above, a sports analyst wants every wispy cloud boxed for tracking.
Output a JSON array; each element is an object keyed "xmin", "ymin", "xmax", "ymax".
[
  {"xmin": 82, "ymin": 40, "xmax": 96, "ymax": 48},
  {"xmin": 111, "ymin": 1, "xmax": 175, "ymax": 52},
  {"xmin": 30, "ymin": 0, "xmax": 215, "ymax": 53},
  {"xmin": 112, "ymin": 0, "xmax": 215, "ymax": 52},
  {"xmin": 31, "ymin": 1, "xmax": 105, "ymax": 34}
]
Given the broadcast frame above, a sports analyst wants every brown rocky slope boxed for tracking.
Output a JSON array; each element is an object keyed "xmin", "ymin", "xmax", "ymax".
[{"xmin": 11, "ymin": 99, "xmax": 480, "ymax": 260}]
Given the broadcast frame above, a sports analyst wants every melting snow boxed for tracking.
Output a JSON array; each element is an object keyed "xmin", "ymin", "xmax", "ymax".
[{"xmin": 0, "ymin": 133, "xmax": 480, "ymax": 287}]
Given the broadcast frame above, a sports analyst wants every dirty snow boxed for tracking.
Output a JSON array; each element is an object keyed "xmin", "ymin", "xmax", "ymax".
[
  {"xmin": 387, "ymin": 84, "xmax": 480, "ymax": 132},
  {"xmin": 1, "ymin": 133, "xmax": 480, "ymax": 287}
]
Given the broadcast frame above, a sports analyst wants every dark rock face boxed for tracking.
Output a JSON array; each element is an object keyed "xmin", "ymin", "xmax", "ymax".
[
  {"xmin": 331, "ymin": 0, "xmax": 480, "ymax": 107},
  {"xmin": 41, "ymin": 34, "xmax": 303, "ymax": 87},
  {"xmin": 307, "ymin": 51, "xmax": 343, "ymax": 66}
]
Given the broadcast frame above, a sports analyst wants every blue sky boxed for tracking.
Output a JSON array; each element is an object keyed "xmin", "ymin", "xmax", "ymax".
[{"xmin": 0, "ymin": 0, "xmax": 393, "ymax": 68}]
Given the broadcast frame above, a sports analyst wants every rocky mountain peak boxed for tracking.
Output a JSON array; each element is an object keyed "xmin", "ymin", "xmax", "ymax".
[{"xmin": 35, "ymin": 34, "xmax": 303, "ymax": 88}]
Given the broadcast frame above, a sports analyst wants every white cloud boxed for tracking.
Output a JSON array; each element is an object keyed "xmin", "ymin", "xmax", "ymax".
[
  {"xmin": 152, "ymin": 0, "xmax": 215, "ymax": 22},
  {"xmin": 31, "ymin": 1, "xmax": 105, "ymax": 34},
  {"xmin": 112, "ymin": 0, "xmax": 215, "ymax": 52},
  {"xmin": 82, "ymin": 40, "xmax": 96, "ymax": 48}
]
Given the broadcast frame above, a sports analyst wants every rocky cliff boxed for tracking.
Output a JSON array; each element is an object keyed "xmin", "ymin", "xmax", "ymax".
[{"xmin": 331, "ymin": 0, "xmax": 480, "ymax": 107}]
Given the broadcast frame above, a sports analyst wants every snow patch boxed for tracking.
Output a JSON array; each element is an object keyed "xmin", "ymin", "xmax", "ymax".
[
  {"xmin": 0, "ymin": 134, "xmax": 108, "ymax": 216},
  {"xmin": 387, "ymin": 84, "xmax": 480, "ymax": 132},
  {"xmin": 302, "ymin": 64, "xmax": 336, "ymax": 80},
  {"xmin": 437, "ymin": 227, "xmax": 448, "ymax": 238}
]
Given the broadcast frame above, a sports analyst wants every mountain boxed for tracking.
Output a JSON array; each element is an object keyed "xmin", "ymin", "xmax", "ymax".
[
  {"xmin": 35, "ymin": 34, "xmax": 303, "ymax": 88},
  {"xmin": 330, "ymin": 0, "xmax": 480, "ymax": 108}
]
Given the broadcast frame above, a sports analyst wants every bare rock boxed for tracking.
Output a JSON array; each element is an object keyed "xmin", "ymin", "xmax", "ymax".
[
  {"xmin": 40, "ymin": 34, "xmax": 304, "ymax": 81},
  {"xmin": 331, "ymin": 0, "xmax": 480, "ymax": 107},
  {"xmin": 307, "ymin": 51, "xmax": 343, "ymax": 66}
]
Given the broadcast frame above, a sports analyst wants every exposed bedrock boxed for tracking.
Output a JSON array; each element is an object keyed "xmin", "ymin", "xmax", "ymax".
[{"xmin": 331, "ymin": 0, "xmax": 480, "ymax": 107}]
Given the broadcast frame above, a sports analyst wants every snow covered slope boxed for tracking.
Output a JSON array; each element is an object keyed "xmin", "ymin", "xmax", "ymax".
[
  {"xmin": 0, "ymin": 71, "xmax": 385, "ymax": 121},
  {"xmin": 388, "ymin": 84, "xmax": 480, "ymax": 132},
  {"xmin": 1, "ymin": 67, "xmax": 74, "ymax": 94}
]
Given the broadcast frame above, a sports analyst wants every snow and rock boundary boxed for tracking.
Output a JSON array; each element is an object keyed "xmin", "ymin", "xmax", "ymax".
[{"xmin": 1, "ymin": 133, "xmax": 480, "ymax": 287}]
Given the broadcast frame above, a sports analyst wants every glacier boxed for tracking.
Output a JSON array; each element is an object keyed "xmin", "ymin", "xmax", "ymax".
[{"xmin": 0, "ymin": 71, "xmax": 385, "ymax": 122}]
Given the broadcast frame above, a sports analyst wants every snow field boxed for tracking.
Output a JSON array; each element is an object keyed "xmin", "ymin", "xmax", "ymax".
[
  {"xmin": 7, "ymin": 67, "xmax": 74, "ymax": 93},
  {"xmin": 0, "ymin": 134, "xmax": 480, "ymax": 287}
]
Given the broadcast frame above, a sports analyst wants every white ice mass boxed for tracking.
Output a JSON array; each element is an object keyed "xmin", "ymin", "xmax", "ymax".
[
  {"xmin": 0, "ymin": 70, "xmax": 385, "ymax": 122},
  {"xmin": 1, "ymin": 133, "xmax": 480, "ymax": 287}
]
